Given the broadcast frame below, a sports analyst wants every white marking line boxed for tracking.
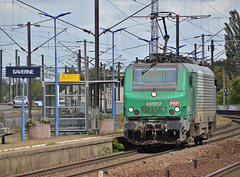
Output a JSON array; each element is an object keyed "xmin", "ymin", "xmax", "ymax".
[{"xmin": 1, "ymin": 136, "xmax": 100, "ymax": 152}]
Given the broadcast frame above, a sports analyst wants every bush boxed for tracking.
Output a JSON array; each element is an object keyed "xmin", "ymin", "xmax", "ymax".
[
  {"xmin": 112, "ymin": 138, "xmax": 125, "ymax": 152},
  {"xmin": 40, "ymin": 117, "xmax": 51, "ymax": 124},
  {"xmin": 88, "ymin": 128, "xmax": 94, "ymax": 135},
  {"xmin": 100, "ymin": 113, "xmax": 113, "ymax": 119},
  {"xmin": 101, "ymin": 145, "xmax": 112, "ymax": 155},
  {"xmin": 25, "ymin": 118, "xmax": 36, "ymax": 128}
]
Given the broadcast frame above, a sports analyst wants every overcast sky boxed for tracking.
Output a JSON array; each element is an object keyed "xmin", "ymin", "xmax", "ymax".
[{"xmin": 0, "ymin": 0, "xmax": 239, "ymax": 80}]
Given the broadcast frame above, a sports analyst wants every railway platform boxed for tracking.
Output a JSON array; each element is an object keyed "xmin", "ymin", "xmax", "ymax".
[{"xmin": 0, "ymin": 133, "xmax": 114, "ymax": 176}]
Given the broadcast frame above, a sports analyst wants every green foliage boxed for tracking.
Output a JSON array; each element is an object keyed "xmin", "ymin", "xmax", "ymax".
[
  {"xmin": 1, "ymin": 79, "xmax": 9, "ymax": 103},
  {"xmin": 16, "ymin": 166, "xmax": 21, "ymax": 174},
  {"xmin": 229, "ymin": 76, "xmax": 240, "ymax": 104},
  {"xmin": 112, "ymin": 138, "xmax": 125, "ymax": 152},
  {"xmin": 115, "ymin": 113, "xmax": 124, "ymax": 122},
  {"xmin": 88, "ymin": 128, "xmax": 94, "ymax": 135},
  {"xmin": 216, "ymin": 88, "xmax": 223, "ymax": 105},
  {"xmin": 40, "ymin": 117, "xmax": 51, "ymax": 124},
  {"xmin": 25, "ymin": 118, "xmax": 36, "ymax": 127},
  {"xmin": 31, "ymin": 79, "xmax": 42, "ymax": 101},
  {"xmin": 224, "ymin": 9, "xmax": 240, "ymax": 77},
  {"xmin": 100, "ymin": 113, "xmax": 113, "ymax": 119},
  {"xmin": 47, "ymin": 142, "xmax": 56, "ymax": 145},
  {"xmin": 213, "ymin": 65, "xmax": 224, "ymax": 92},
  {"xmin": 101, "ymin": 145, "xmax": 112, "ymax": 155}
]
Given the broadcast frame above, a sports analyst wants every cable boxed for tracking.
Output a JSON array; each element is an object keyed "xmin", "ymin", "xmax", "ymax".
[
  {"xmin": 107, "ymin": 0, "xmax": 149, "ymax": 28},
  {"xmin": 100, "ymin": 0, "xmax": 157, "ymax": 36},
  {"xmin": 16, "ymin": 0, "xmax": 94, "ymax": 36},
  {"xmin": 0, "ymin": 27, "xmax": 27, "ymax": 52},
  {"xmin": 202, "ymin": 0, "xmax": 228, "ymax": 18}
]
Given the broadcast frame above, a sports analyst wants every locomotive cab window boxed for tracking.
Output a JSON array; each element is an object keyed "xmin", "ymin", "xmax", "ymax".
[{"xmin": 132, "ymin": 66, "xmax": 178, "ymax": 91}]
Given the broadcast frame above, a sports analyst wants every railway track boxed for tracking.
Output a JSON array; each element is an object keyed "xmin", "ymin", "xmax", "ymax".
[
  {"xmin": 206, "ymin": 161, "xmax": 240, "ymax": 177},
  {"xmin": 13, "ymin": 117, "xmax": 240, "ymax": 177}
]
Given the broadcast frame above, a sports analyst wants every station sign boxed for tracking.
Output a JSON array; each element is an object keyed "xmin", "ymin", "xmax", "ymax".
[
  {"xmin": 59, "ymin": 74, "xmax": 80, "ymax": 81},
  {"xmin": 6, "ymin": 66, "xmax": 40, "ymax": 78}
]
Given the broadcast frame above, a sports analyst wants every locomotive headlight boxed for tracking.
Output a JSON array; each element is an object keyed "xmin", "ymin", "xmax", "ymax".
[
  {"xmin": 128, "ymin": 107, "xmax": 134, "ymax": 113},
  {"xmin": 174, "ymin": 106, "xmax": 180, "ymax": 112},
  {"xmin": 151, "ymin": 91, "xmax": 157, "ymax": 97}
]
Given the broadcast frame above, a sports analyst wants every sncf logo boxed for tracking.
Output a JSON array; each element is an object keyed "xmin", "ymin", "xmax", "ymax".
[{"xmin": 169, "ymin": 100, "xmax": 180, "ymax": 106}]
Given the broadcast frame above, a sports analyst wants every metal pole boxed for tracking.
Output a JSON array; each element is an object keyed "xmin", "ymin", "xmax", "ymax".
[
  {"xmin": 18, "ymin": 56, "xmax": 21, "ymax": 96},
  {"xmin": 42, "ymin": 82, "xmax": 45, "ymax": 118},
  {"xmin": 112, "ymin": 32, "xmax": 115, "ymax": 129},
  {"xmin": 27, "ymin": 22, "xmax": 32, "ymax": 119},
  {"xmin": 176, "ymin": 15, "xmax": 179, "ymax": 55},
  {"xmin": 149, "ymin": 41, "xmax": 151, "ymax": 56},
  {"xmin": 226, "ymin": 70, "xmax": 229, "ymax": 110},
  {"xmin": 151, "ymin": 0, "xmax": 159, "ymax": 53},
  {"xmin": 85, "ymin": 82, "xmax": 89, "ymax": 132},
  {"xmin": 95, "ymin": 0, "xmax": 100, "ymax": 108},
  {"xmin": 103, "ymin": 65, "xmax": 106, "ymax": 114},
  {"xmin": 39, "ymin": 12, "xmax": 71, "ymax": 137},
  {"xmin": 42, "ymin": 55, "xmax": 44, "ymax": 117},
  {"xmin": 9, "ymin": 63, "xmax": 12, "ymax": 104},
  {"xmin": 211, "ymin": 40, "xmax": 214, "ymax": 71},
  {"xmin": 101, "ymin": 28, "xmax": 125, "ymax": 129},
  {"xmin": 118, "ymin": 62, "xmax": 120, "ymax": 101},
  {"xmin": 21, "ymin": 78, "xmax": 25, "ymax": 141},
  {"xmin": 78, "ymin": 50, "xmax": 81, "ymax": 76},
  {"xmin": 15, "ymin": 49, "xmax": 18, "ymax": 96},
  {"xmin": 202, "ymin": 34, "xmax": 204, "ymax": 66},
  {"xmin": 53, "ymin": 17, "xmax": 59, "ymax": 137},
  {"xmin": 42, "ymin": 55, "xmax": 44, "ymax": 81},
  {"xmin": 194, "ymin": 43, "xmax": 197, "ymax": 60},
  {"xmin": 78, "ymin": 50, "xmax": 81, "ymax": 102},
  {"xmin": 0, "ymin": 50, "xmax": 2, "ymax": 103},
  {"xmin": 84, "ymin": 40, "xmax": 87, "ymax": 81},
  {"xmin": 100, "ymin": 62, "xmax": 103, "ymax": 112},
  {"xmin": 223, "ymin": 66, "xmax": 225, "ymax": 109}
]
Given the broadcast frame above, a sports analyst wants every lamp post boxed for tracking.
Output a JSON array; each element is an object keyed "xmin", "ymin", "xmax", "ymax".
[
  {"xmin": 39, "ymin": 12, "xmax": 71, "ymax": 137},
  {"xmin": 226, "ymin": 70, "xmax": 229, "ymax": 110},
  {"xmin": 196, "ymin": 56, "xmax": 209, "ymax": 65},
  {"xmin": 168, "ymin": 44, "xmax": 186, "ymax": 54},
  {"xmin": 138, "ymin": 37, "xmax": 160, "ymax": 55},
  {"xmin": 101, "ymin": 27, "xmax": 125, "ymax": 130}
]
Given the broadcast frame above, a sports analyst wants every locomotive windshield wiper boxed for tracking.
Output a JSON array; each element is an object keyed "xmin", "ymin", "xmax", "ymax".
[{"xmin": 142, "ymin": 62, "xmax": 157, "ymax": 75}]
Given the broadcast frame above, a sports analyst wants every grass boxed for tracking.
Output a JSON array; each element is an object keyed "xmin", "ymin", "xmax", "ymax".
[{"xmin": 216, "ymin": 114, "xmax": 232, "ymax": 126}]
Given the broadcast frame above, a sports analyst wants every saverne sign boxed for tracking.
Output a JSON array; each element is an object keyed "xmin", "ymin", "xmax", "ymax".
[{"xmin": 6, "ymin": 66, "xmax": 40, "ymax": 78}]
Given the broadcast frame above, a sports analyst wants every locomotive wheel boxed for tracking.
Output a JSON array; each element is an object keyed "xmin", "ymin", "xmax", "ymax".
[
  {"xmin": 194, "ymin": 138, "xmax": 199, "ymax": 145},
  {"xmin": 194, "ymin": 137, "xmax": 203, "ymax": 145},
  {"xmin": 176, "ymin": 142, "xmax": 186, "ymax": 149}
]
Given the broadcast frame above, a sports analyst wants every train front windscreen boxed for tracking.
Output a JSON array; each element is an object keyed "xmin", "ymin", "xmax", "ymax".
[{"xmin": 132, "ymin": 65, "xmax": 178, "ymax": 91}]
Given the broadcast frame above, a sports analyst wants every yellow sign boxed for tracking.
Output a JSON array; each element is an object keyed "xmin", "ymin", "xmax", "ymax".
[{"xmin": 59, "ymin": 74, "xmax": 80, "ymax": 81}]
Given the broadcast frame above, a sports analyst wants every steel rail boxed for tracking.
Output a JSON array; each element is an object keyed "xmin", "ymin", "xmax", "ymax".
[
  {"xmin": 205, "ymin": 161, "xmax": 240, "ymax": 177},
  {"xmin": 66, "ymin": 149, "xmax": 175, "ymax": 177},
  {"xmin": 66, "ymin": 130, "xmax": 240, "ymax": 177},
  {"xmin": 12, "ymin": 150, "xmax": 140, "ymax": 177},
  {"xmin": 13, "ymin": 132, "xmax": 240, "ymax": 177},
  {"xmin": 13, "ymin": 112, "xmax": 240, "ymax": 177}
]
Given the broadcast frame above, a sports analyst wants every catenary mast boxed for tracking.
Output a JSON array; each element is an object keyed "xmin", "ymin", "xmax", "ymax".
[{"xmin": 151, "ymin": 0, "xmax": 159, "ymax": 53}]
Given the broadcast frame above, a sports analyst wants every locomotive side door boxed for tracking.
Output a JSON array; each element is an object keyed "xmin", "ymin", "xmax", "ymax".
[
  {"xmin": 189, "ymin": 72, "xmax": 197, "ymax": 137},
  {"xmin": 191, "ymin": 72, "xmax": 197, "ymax": 118}
]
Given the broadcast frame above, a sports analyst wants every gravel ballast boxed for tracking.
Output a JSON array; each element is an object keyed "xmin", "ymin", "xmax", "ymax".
[{"xmin": 101, "ymin": 136, "xmax": 240, "ymax": 177}]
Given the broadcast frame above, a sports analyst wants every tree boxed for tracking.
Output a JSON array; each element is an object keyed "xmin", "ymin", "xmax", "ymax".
[
  {"xmin": 224, "ymin": 9, "xmax": 240, "ymax": 77},
  {"xmin": 31, "ymin": 79, "xmax": 42, "ymax": 101},
  {"xmin": 229, "ymin": 76, "xmax": 240, "ymax": 104}
]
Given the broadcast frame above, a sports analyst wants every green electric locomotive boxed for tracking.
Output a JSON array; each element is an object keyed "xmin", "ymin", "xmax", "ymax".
[{"xmin": 124, "ymin": 53, "xmax": 216, "ymax": 146}]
